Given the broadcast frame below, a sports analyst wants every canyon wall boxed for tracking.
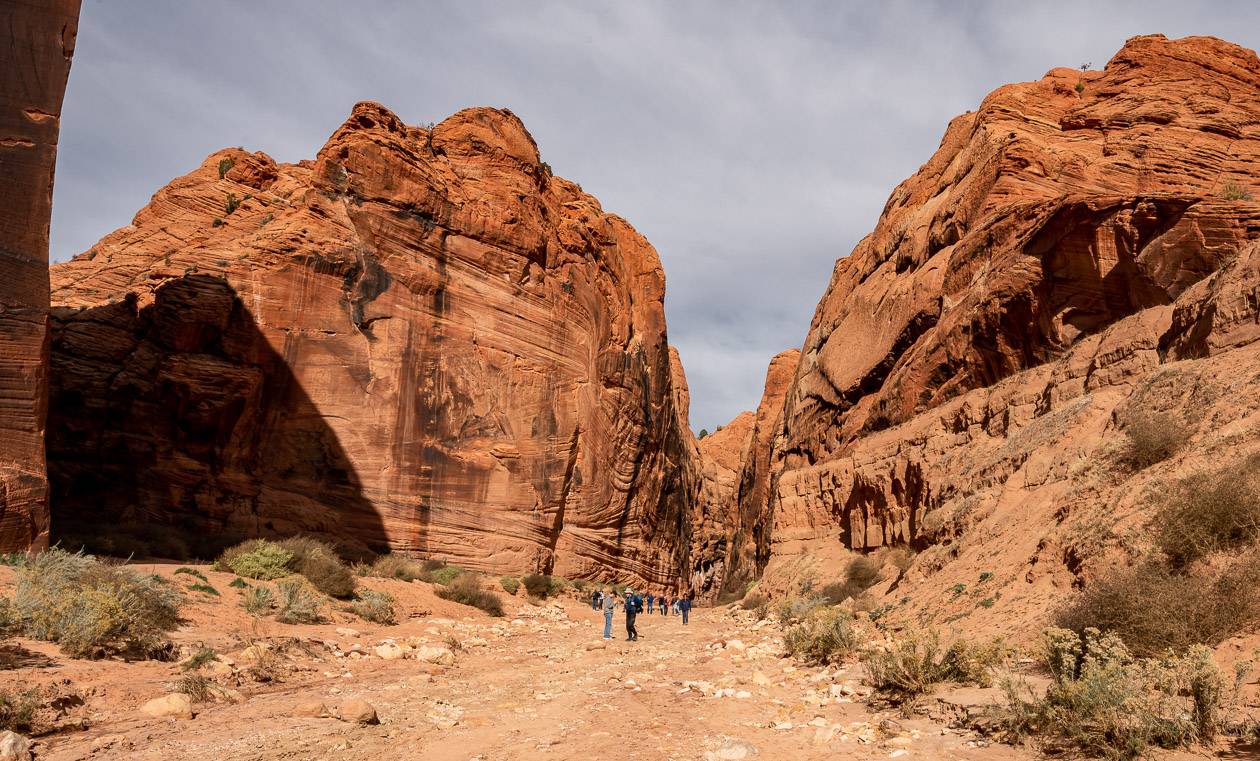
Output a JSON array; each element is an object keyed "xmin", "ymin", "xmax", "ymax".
[
  {"xmin": 0, "ymin": 0, "xmax": 80, "ymax": 552},
  {"xmin": 751, "ymin": 34, "xmax": 1260, "ymax": 631},
  {"xmin": 49, "ymin": 103, "xmax": 697, "ymax": 590}
]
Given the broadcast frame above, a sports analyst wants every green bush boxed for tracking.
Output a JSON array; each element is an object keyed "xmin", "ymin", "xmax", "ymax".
[
  {"xmin": 277, "ymin": 536, "xmax": 356, "ymax": 599},
  {"xmin": 522, "ymin": 573, "xmax": 552, "ymax": 598},
  {"xmin": 12, "ymin": 548, "xmax": 181, "ymax": 658},
  {"xmin": 0, "ymin": 687, "xmax": 38, "ymax": 733},
  {"xmin": 500, "ymin": 576, "xmax": 521, "ymax": 595},
  {"xmin": 784, "ymin": 606, "xmax": 860, "ymax": 665},
  {"xmin": 1221, "ymin": 181, "xmax": 1254, "ymax": 201},
  {"xmin": 174, "ymin": 567, "xmax": 209, "ymax": 582},
  {"xmin": 217, "ymin": 157, "xmax": 235, "ymax": 179},
  {"xmin": 347, "ymin": 589, "xmax": 396, "ymax": 625},
  {"xmin": 275, "ymin": 579, "xmax": 323, "ymax": 624},
  {"xmin": 999, "ymin": 628, "xmax": 1227, "ymax": 760},
  {"xmin": 187, "ymin": 583, "xmax": 219, "ymax": 597},
  {"xmin": 215, "ymin": 540, "xmax": 293, "ymax": 580},
  {"xmin": 861, "ymin": 629, "xmax": 1005, "ymax": 700},
  {"xmin": 1054, "ymin": 556, "xmax": 1260, "ymax": 656},
  {"xmin": 1154, "ymin": 466, "xmax": 1260, "ymax": 568},
  {"xmin": 239, "ymin": 585, "xmax": 273, "ymax": 616},
  {"xmin": 425, "ymin": 562, "xmax": 463, "ymax": 586},
  {"xmin": 436, "ymin": 574, "xmax": 504, "ymax": 616},
  {"xmin": 229, "ymin": 577, "xmax": 248, "ymax": 589}
]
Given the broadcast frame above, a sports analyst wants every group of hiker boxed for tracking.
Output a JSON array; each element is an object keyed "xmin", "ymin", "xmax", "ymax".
[{"xmin": 590, "ymin": 588, "xmax": 692, "ymax": 641}]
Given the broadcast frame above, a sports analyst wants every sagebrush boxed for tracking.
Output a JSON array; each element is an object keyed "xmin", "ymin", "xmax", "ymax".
[
  {"xmin": 784, "ymin": 606, "xmax": 861, "ymax": 665},
  {"xmin": 348, "ymin": 589, "xmax": 396, "ymax": 625},
  {"xmin": 436, "ymin": 574, "xmax": 504, "ymax": 616}
]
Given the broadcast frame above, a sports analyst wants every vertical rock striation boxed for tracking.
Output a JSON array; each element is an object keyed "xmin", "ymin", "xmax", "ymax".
[
  {"xmin": 49, "ymin": 103, "xmax": 696, "ymax": 589},
  {"xmin": 0, "ymin": 0, "xmax": 80, "ymax": 552}
]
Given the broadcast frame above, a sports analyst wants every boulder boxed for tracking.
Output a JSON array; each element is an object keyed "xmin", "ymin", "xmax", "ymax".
[
  {"xmin": 337, "ymin": 698, "xmax": 378, "ymax": 725},
  {"xmin": 139, "ymin": 693, "xmax": 194, "ymax": 720}
]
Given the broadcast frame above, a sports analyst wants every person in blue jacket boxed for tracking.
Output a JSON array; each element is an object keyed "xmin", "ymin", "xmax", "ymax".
[
  {"xmin": 624, "ymin": 590, "xmax": 639, "ymax": 641},
  {"xmin": 646, "ymin": 593, "xmax": 654, "ymax": 614},
  {"xmin": 680, "ymin": 595, "xmax": 692, "ymax": 624}
]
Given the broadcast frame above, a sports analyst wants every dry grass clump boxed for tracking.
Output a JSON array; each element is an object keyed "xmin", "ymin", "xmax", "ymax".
[
  {"xmin": 436, "ymin": 574, "xmax": 504, "ymax": 617},
  {"xmin": 347, "ymin": 589, "xmax": 396, "ymax": 625},
  {"xmin": 1054, "ymin": 557, "xmax": 1260, "ymax": 656},
  {"xmin": 818, "ymin": 553, "xmax": 889, "ymax": 605},
  {"xmin": 239, "ymin": 585, "xmax": 274, "ymax": 616},
  {"xmin": 999, "ymin": 628, "xmax": 1228, "ymax": 760},
  {"xmin": 174, "ymin": 673, "xmax": 214, "ymax": 703},
  {"xmin": 356, "ymin": 554, "xmax": 425, "ymax": 582},
  {"xmin": 740, "ymin": 592, "xmax": 769, "ymax": 611},
  {"xmin": 276, "ymin": 537, "xmax": 356, "ymax": 598},
  {"xmin": 774, "ymin": 595, "xmax": 827, "ymax": 625},
  {"xmin": 1154, "ymin": 465, "xmax": 1260, "ymax": 568},
  {"xmin": 1117, "ymin": 410, "xmax": 1189, "ymax": 470},
  {"xmin": 783, "ymin": 606, "xmax": 861, "ymax": 665},
  {"xmin": 12, "ymin": 548, "xmax": 181, "ymax": 658},
  {"xmin": 274, "ymin": 579, "xmax": 324, "ymax": 624},
  {"xmin": 861, "ymin": 629, "xmax": 1006, "ymax": 700},
  {"xmin": 0, "ymin": 687, "xmax": 38, "ymax": 733}
]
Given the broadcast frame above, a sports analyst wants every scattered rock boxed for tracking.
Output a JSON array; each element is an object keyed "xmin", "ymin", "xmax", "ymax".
[
  {"xmin": 705, "ymin": 739, "xmax": 757, "ymax": 760},
  {"xmin": 337, "ymin": 698, "xmax": 379, "ymax": 725},
  {"xmin": 374, "ymin": 643, "xmax": 406, "ymax": 660},
  {"xmin": 336, "ymin": 627, "xmax": 361, "ymax": 638},
  {"xmin": 585, "ymin": 640, "xmax": 606, "ymax": 651},
  {"xmin": 412, "ymin": 645, "xmax": 456, "ymax": 665},
  {"xmin": 0, "ymin": 732, "xmax": 31, "ymax": 761},
  {"xmin": 292, "ymin": 700, "xmax": 330, "ymax": 718},
  {"xmin": 139, "ymin": 693, "xmax": 195, "ymax": 720}
]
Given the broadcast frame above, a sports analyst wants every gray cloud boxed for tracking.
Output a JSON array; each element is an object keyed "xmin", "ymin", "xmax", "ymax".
[{"xmin": 52, "ymin": 0, "xmax": 1260, "ymax": 430}]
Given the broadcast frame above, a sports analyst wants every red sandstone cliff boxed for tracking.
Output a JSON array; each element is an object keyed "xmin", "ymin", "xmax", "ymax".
[
  {"xmin": 49, "ymin": 103, "xmax": 696, "ymax": 590},
  {"xmin": 752, "ymin": 35, "xmax": 1260, "ymax": 633},
  {"xmin": 0, "ymin": 0, "xmax": 80, "ymax": 552}
]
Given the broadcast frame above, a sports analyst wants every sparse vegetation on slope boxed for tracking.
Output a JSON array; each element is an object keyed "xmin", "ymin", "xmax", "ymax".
[
  {"xmin": 436, "ymin": 574, "xmax": 504, "ymax": 617},
  {"xmin": 347, "ymin": 589, "xmax": 397, "ymax": 625},
  {"xmin": 276, "ymin": 536, "xmax": 356, "ymax": 598},
  {"xmin": 783, "ymin": 606, "xmax": 860, "ymax": 665},
  {"xmin": 861, "ymin": 629, "xmax": 1006, "ymax": 700}
]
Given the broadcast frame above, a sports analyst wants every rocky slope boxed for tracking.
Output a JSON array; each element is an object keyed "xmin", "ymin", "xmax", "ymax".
[
  {"xmin": 753, "ymin": 35, "xmax": 1260, "ymax": 631},
  {"xmin": 48, "ymin": 103, "xmax": 696, "ymax": 589},
  {"xmin": 0, "ymin": 0, "xmax": 80, "ymax": 552}
]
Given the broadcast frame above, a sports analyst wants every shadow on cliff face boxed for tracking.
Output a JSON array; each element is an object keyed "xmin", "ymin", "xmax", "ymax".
[{"xmin": 46, "ymin": 274, "xmax": 387, "ymax": 560}]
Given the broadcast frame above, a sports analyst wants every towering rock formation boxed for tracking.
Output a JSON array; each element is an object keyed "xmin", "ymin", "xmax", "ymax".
[
  {"xmin": 0, "ymin": 0, "xmax": 80, "ymax": 552},
  {"xmin": 49, "ymin": 103, "xmax": 696, "ymax": 589},
  {"xmin": 752, "ymin": 35, "xmax": 1260, "ymax": 630}
]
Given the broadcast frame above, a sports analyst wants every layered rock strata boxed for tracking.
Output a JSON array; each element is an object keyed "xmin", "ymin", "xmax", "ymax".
[
  {"xmin": 0, "ymin": 0, "xmax": 80, "ymax": 552},
  {"xmin": 49, "ymin": 103, "xmax": 696, "ymax": 589}
]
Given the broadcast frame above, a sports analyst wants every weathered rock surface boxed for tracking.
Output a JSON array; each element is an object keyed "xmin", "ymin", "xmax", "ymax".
[
  {"xmin": 0, "ymin": 0, "xmax": 80, "ymax": 552},
  {"xmin": 753, "ymin": 35, "xmax": 1260, "ymax": 630},
  {"xmin": 49, "ymin": 103, "xmax": 696, "ymax": 589},
  {"xmin": 689, "ymin": 349, "xmax": 799, "ymax": 598}
]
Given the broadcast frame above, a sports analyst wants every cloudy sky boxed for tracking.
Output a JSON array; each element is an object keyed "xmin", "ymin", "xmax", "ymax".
[{"xmin": 52, "ymin": 1, "xmax": 1260, "ymax": 432}]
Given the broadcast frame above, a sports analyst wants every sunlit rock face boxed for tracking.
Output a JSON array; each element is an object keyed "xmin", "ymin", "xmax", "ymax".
[
  {"xmin": 0, "ymin": 0, "xmax": 80, "ymax": 552},
  {"xmin": 759, "ymin": 34, "xmax": 1260, "ymax": 577},
  {"xmin": 49, "ymin": 102, "xmax": 697, "ymax": 590}
]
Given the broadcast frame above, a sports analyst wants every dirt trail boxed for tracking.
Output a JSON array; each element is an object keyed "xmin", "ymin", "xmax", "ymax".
[{"xmin": 11, "ymin": 572, "xmax": 1031, "ymax": 761}]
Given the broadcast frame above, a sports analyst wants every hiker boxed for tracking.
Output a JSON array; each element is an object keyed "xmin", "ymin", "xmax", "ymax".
[
  {"xmin": 659, "ymin": 595, "xmax": 669, "ymax": 615},
  {"xmin": 680, "ymin": 596, "xmax": 691, "ymax": 624},
  {"xmin": 624, "ymin": 590, "xmax": 639, "ymax": 641},
  {"xmin": 601, "ymin": 587, "xmax": 616, "ymax": 640},
  {"xmin": 646, "ymin": 592, "xmax": 654, "ymax": 614},
  {"xmin": 591, "ymin": 589, "xmax": 601, "ymax": 610}
]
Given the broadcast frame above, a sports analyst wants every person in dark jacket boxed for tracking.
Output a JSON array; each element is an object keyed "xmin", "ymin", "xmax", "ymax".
[
  {"xmin": 646, "ymin": 593, "xmax": 654, "ymax": 614},
  {"xmin": 624, "ymin": 590, "xmax": 639, "ymax": 641},
  {"xmin": 591, "ymin": 589, "xmax": 601, "ymax": 610},
  {"xmin": 659, "ymin": 595, "xmax": 669, "ymax": 615},
  {"xmin": 680, "ymin": 596, "xmax": 692, "ymax": 624}
]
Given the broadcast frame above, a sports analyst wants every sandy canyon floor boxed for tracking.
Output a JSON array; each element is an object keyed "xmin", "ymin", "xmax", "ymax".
[{"xmin": 3, "ymin": 563, "xmax": 1243, "ymax": 761}]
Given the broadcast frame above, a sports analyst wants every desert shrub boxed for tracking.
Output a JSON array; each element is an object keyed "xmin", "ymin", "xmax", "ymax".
[
  {"xmin": 881, "ymin": 547, "xmax": 915, "ymax": 573},
  {"xmin": 175, "ymin": 673, "xmax": 213, "ymax": 703},
  {"xmin": 522, "ymin": 573, "xmax": 552, "ymax": 599},
  {"xmin": 275, "ymin": 579, "xmax": 323, "ymax": 624},
  {"xmin": 774, "ymin": 595, "xmax": 827, "ymax": 624},
  {"xmin": 1054, "ymin": 557, "xmax": 1260, "ymax": 656},
  {"xmin": 229, "ymin": 577, "xmax": 248, "ymax": 589},
  {"xmin": 181, "ymin": 645, "xmax": 217, "ymax": 671},
  {"xmin": 217, "ymin": 157, "xmax": 234, "ymax": 179},
  {"xmin": 12, "ymin": 548, "xmax": 181, "ymax": 658},
  {"xmin": 1117, "ymin": 411, "xmax": 1188, "ymax": 470},
  {"xmin": 215, "ymin": 540, "xmax": 293, "ymax": 580},
  {"xmin": 1221, "ymin": 181, "xmax": 1254, "ymax": 201},
  {"xmin": 277, "ymin": 536, "xmax": 356, "ymax": 599},
  {"xmin": 861, "ymin": 630, "xmax": 1005, "ymax": 700},
  {"xmin": 348, "ymin": 589, "xmax": 396, "ymax": 625},
  {"xmin": 784, "ymin": 606, "xmax": 860, "ymax": 665},
  {"xmin": 1154, "ymin": 467, "xmax": 1260, "ymax": 568},
  {"xmin": 187, "ymin": 582, "xmax": 219, "ymax": 597},
  {"xmin": 239, "ymin": 585, "xmax": 273, "ymax": 616},
  {"xmin": 999, "ymin": 628, "xmax": 1227, "ymax": 760},
  {"xmin": 358, "ymin": 554, "xmax": 424, "ymax": 582},
  {"xmin": 500, "ymin": 576, "xmax": 521, "ymax": 594},
  {"xmin": 443, "ymin": 633, "xmax": 464, "ymax": 651},
  {"xmin": 547, "ymin": 576, "xmax": 571, "ymax": 596},
  {"xmin": 436, "ymin": 574, "xmax": 504, "ymax": 617},
  {"xmin": 819, "ymin": 581, "xmax": 860, "ymax": 605},
  {"xmin": 847, "ymin": 555, "xmax": 883, "ymax": 590},
  {"xmin": 740, "ymin": 592, "xmax": 768, "ymax": 611},
  {"xmin": 425, "ymin": 562, "xmax": 463, "ymax": 586},
  {"xmin": 0, "ymin": 688, "xmax": 38, "ymax": 733}
]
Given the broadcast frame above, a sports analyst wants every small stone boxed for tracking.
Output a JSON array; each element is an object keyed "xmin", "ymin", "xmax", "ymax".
[
  {"xmin": 139, "ymin": 693, "xmax": 194, "ymax": 720},
  {"xmin": 337, "ymin": 698, "xmax": 379, "ymax": 724},
  {"xmin": 335, "ymin": 627, "xmax": 361, "ymax": 638},
  {"xmin": 735, "ymin": 690, "xmax": 752, "ymax": 699},
  {"xmin": 706, "ymin": 739, "xmax": 757, "ymax": 760},
  {"xmin": 889, "ymin": 751, "xmax": 909, "ymax": 758},
  {"xmin": 374, "ymin": 643, "xmax": 406, "ymax": 660},
  {"xmin": 292, "ymin": 700, "xmax": 330, "ymax": 718},
  {"xmin": 412, "ymin": 645, "xmax": 455, "ymax": 665},
  {"xmin": 585, "ymin": 640, "xmax": 606, "ymax": 651},
  {"xmin": 0, "ymin": 731, "xmax": 32, "ymax": 761}
]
